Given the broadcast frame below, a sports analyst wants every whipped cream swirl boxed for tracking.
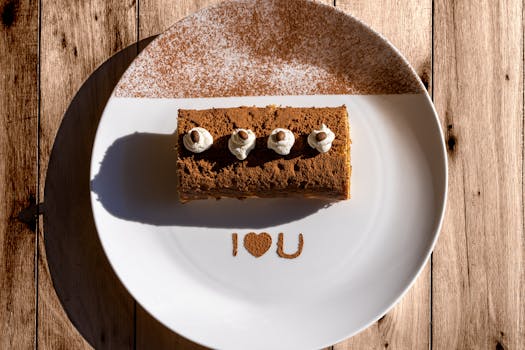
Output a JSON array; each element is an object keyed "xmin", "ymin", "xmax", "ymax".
[
  {"xmin": 228, "ymin": 129, "xmax": 256, "ymax": 160},
  {"xmin": 307, "ymin": 124, "xmax": 335, "ymax": 153},
  {"xmin": 183, "ymin": 127, "xmax": 213, "ymax": 153},
  {"xmin": 267, "ymin": 128, "xmax": 295, "ymax": 155}
]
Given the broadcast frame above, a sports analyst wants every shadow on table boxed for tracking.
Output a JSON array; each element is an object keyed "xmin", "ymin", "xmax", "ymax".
[
  {"xmin": 90, "ymin": 130, "xmax": 329, "ymax": 227},
  {"xmin": 43, "ymin": 37, "xmax": 208, "ymax": 349}
]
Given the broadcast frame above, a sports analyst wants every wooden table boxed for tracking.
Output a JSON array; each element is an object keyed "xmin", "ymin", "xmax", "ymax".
[{"xmin": 1, "ymin": 0, "xmax": 523, "ymax": 348}]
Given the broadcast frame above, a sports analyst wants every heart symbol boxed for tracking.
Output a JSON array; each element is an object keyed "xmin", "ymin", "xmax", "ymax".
[{"xmin": 243, "ymin": 232, "xmax": 272, "ymax": 257}]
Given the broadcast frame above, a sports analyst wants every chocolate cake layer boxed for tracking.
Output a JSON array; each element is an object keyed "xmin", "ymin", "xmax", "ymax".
[{"xmin": 176, "ymin": 106, "xmax": 351, "ymax": 201}]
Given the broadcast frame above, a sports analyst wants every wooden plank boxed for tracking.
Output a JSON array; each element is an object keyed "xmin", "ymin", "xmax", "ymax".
[
  {"xmin": 39, "ymin": 45, "xmax": 139, "ymax": 350},
  {"xmin": 39, "ymin": 1, "xmax": 137, "ymax": 348},
  {"xmin": 136, "ymin": 304, "xmax": 210, "ymax": 350},
  {"xmin": 334, "ymin": 1, "xmax": 432, "ymax": 349},
  {"xmin": 139, "ymin": 0, "xmax": 221, "ymax": 40},
  {"xmin": 433, "ymin": 0, "xmax": 524, "ymax": 349},
  {"xmin": 0, "ymin": 0, "xmax": 38, "ymax": 349}
]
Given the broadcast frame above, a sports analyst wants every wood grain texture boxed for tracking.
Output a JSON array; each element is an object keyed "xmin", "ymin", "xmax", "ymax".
[
  {"xmin": 39, "ymin": 0, "xmax": 137, "ymax": 348},
  {"xmin": 41, "ymin": 44, "xmax": 139, "ymax": 350},
  {"xmin": 334, "ymin": 1, "xmax": 432, "ymax": 349},
  {"xmin": 433, "ymin": 0, "xmax": 524, "ymax": 349},
  {"xmin": 136, "ymin": 304, "xmax": 210, "ymax": 350},
  {"xmin": 0, "ymin": 0, "xmax": 38, "ymax": 349},
  {"xmin": 139, "ymin": 0, "xmax": 222, "ymax": 40}
]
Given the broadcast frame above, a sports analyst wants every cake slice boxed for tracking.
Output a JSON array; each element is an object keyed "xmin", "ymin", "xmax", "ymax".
[{"xmin": 176, "ymin": 106, "xmax": 351, "ymax": 202}]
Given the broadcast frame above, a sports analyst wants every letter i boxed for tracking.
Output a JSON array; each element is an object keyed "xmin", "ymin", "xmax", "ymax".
[{"xmin": 232, "ymin": 233, "xmax": 238, "ymax": 256}]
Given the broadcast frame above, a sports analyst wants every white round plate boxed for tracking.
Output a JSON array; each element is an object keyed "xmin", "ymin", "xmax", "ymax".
[{"xmin": 90, "ymin": 1, "xmax": 447, "ymax": 349}]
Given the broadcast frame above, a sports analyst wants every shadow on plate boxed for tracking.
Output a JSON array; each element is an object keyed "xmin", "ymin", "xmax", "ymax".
[
  {"xmin": 43, "ymin": 37, "xmax": 208, "ymax": 349},
  {"xmin": 90, "ymin": 132, "xmax": 330, "ymax": 228}
]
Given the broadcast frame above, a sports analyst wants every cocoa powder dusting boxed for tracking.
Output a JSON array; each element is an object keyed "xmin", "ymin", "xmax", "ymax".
[
  {"xmin": 232, "ymin": 233, "xmax": 238, "ymax": 256},
  {"xmin": 176, "ymin": 106, "xmax": 351, "ymax": 201},
  {"xmin": 277, "ymin": 233, "xmax": 304, "ymax": 259},
  {"xmin": 243, "ymin": 232, "xmax": 272, "ymax": 257},
  {"xmin": 115, "ymin": 0, "xmax": 423, "ymax": 98}
]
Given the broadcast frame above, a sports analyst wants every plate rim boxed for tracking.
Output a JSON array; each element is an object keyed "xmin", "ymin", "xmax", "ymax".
[{"xmin": 87, "ymin": 1, "xmax": 448, "ymax": 348}]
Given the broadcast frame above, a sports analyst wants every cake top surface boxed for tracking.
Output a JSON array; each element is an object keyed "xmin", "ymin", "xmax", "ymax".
[{"xmin": 176, "ymin": 106, "xmax": 351, "ymax": 200}]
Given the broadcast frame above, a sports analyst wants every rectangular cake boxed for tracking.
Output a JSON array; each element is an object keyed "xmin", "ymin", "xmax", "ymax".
[{"xmin": 176, "ymin": 106, "xmax": 351, "ymax": 202}]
